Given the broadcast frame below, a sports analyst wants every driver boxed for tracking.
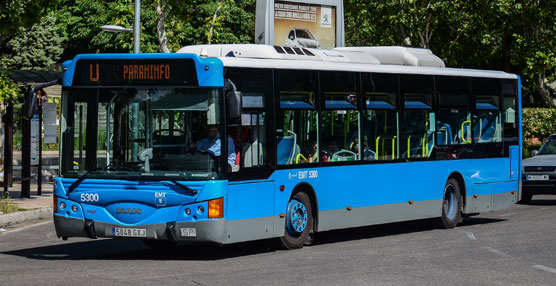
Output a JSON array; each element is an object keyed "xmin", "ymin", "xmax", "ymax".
[{"xmin": 191, "ymin": 125, "xmax": 236, "ymax": 167}]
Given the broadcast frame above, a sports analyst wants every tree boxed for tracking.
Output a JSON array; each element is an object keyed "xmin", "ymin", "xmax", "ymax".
[
  {"xmin": 511, "ymin": 1, "xmax": 556, "ymax": 107},
  {"xmin": 345, "ymin": 0, "xmax": 556, "ymax": 107},
  {"xmin": 154, "ymin": 0, "xmax": 255, "ymax": 51},
  {"xmin": 5, "ymin": 15, "xmax": 64, "ymax": 70},
  {"xmin": 0, "ymin": 0, "xmax": 59, "ymax": 107},
  {"xmin": 0, "ymin": 0, "xmax": 60, "ymax": 47},
  {"xmin": 55, "ymin": 0, "xmax": 161, "ymax": 59}
]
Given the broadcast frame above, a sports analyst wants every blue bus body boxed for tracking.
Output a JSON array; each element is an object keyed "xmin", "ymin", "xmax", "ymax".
[{"xmin": 53, "ymin": 46, "xmax": 522, "ymax": 246}]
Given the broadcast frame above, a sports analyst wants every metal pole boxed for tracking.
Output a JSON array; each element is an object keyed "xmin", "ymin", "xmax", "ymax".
[
  {"xmin": 134, "ymin": 0, "xmax": 140, "ymax": 53},
  {"xmin": 22, "ymin": 92, "xmax": 31, "ymax": 198},
  {"xmin": 2, "ymin": 102, "xmax": 13, "ymax": 197},
  {"xmin": 38, "ymin": 103, "xmax": 42, "ymax": 196},
  {"xmin": 131, "ymin": 0, "xmax": 141, "ymax": 158}
]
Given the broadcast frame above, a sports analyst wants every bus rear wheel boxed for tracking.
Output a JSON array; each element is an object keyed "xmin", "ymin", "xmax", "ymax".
[
  {"xmin": 279, "ymin": 191, "xmax": 313, "ymax": 249},
  {"xmin": 441, "ymin": 178, "xmax": 462, "ymax": 229}
]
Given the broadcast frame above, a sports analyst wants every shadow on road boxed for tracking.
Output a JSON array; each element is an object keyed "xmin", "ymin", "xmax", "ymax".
[
  {"xmin": 1, "ymin": 216, "xmax": 504, "ymax": 261},
  {"xmin": 312, "ymin": 216, "xmax": 504, "ymax": 245},
  {"xmin": 524, "ymin": 198, "xmax": 556, "ymax": 206}
]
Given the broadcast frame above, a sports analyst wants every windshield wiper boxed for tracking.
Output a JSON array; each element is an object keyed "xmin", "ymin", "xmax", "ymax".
[
  {"xmin": 67, "ymin": 170, "xmax": 103, "ymax": 195},
  {"xmin": 170, "ymin": 180, "xmax": 198, "ymax": 195}
]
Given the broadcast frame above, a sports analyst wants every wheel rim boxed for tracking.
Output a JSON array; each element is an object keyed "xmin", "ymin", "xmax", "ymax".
[
  {"xmin": 286, "ymin": 198, "xmax": 308, "ymax": 237},
  {"xmin": 443, "ymin": 185, "xmax": 457, "ymax": 220}
]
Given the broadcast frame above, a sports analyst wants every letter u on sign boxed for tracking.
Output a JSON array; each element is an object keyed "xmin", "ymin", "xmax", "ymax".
[{"xmin": 89, "ymin": 64, "xmax": 99, "ymax": 82}]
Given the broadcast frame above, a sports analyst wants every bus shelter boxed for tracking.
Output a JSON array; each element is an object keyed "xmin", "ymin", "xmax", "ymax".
[{"xmin": 1, "ymin": 70, "xmax": 61, "ymax": 197}]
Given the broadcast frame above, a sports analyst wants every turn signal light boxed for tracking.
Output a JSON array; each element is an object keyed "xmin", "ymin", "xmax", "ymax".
[
  {"xmin": 53, "ymin": 196, "xmax": 58, "ymax": 213},
  {"xmin": 208, "ymin": 197, "xmax": 224, "ymax": 218}
]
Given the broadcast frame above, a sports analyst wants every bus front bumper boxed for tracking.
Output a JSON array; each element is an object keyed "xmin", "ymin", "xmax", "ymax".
[{"xmin": 53, "ymin": 214, "xmax": 228, "ymax": 244}]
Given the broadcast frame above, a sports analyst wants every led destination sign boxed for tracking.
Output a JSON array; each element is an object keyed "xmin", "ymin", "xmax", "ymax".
[{"xmin": 73, "ymin": 59, "xmax": 198, "ymax": 86}]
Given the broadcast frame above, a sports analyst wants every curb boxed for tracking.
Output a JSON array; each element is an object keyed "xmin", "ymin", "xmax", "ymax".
[{"xmin": 0, "ymin": 208, "xmax": 53, "ymax": 228}]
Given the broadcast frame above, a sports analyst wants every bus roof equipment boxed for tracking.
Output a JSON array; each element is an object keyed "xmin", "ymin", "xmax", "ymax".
[{"xmin": 177, "ymin": 44, "xmax": 445, "ymax": 67}]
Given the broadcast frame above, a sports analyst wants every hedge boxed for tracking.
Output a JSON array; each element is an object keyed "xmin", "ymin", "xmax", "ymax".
[{"xmin": 522, "ymin": 108, "xmax": 556, "ymax": 142}]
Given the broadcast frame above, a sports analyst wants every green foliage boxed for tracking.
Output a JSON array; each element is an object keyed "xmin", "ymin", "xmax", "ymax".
[
  {"xmin": 56, "ymin": 0, "xmax": 160, "ymax": 57},
  {"xmin": 0, "ymin": 0, "xmax": 60, "ymax": 46},
  {"xmin": 522, "ymin": 108, "xmax": 556, "ymax": 141},
  {"xmin": 161, "ymin": 0, "xmax": 255, "ymax": 47},
  {"xmin": 5, "ymin": 15, "xmax": 64, "ymax": 70},
  {"xmin": 0, "ymin": 58, "xmax": 20, "ymax": 103},
  {"xmin": 345, "ymin": 0, "xmax": 556, "ymax": 106},
  {"xmin": 53, "ymin": 0, "xmax": 255, "ymax": 60},
  {"xmin": 523, "ymin": 141, "xmax": 542, "ymax": 159}
]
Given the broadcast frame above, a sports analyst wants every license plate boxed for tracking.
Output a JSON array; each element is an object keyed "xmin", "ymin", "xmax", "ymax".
[
  {"xmin": 180, "ymin": 228, "xmax": 197, "ymax": 237},
  {"xmin": 112, "ymin": 227, "xmax": 146, "ymax": 237},
  {"xmin": 527, "ymin": 174, "xmax": 549, "ymax": 181}
]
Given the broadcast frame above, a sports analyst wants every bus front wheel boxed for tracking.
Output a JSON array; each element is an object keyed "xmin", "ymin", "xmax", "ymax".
[
  {"xmin": 279, "ymin": 191, "xmax": 313, "ymax": 249},
  {"xmin": 441, "ymin": 178, "xmax": 462, "ymax": 229}
]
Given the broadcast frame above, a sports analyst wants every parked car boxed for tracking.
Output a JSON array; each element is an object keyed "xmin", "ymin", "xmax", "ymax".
[
  {"xmin": 521, "ymin": 134, "xmax": 556, "ymax": 203},
  {"xmin": 285, "ymin": 28, "xmax": 320, "ymax": 49}
]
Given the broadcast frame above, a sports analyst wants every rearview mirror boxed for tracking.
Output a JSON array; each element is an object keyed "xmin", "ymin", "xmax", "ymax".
[
  {"xmin": 23, "ymin": 80, "xmax": 60, "ymax": 120},
  {"xmin": 531, "ymin": 150, "xmax": 538, "ymax": 156},
  {"xmin": 23, "ymin": 89, "xmax": 38, "ymax": 120},
  {"xmin": 225, "ymin": 79, "xmax": 242, "ymax": 124}
]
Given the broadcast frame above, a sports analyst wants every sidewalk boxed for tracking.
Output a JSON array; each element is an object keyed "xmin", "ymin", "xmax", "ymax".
[{"xmin": 0, "ymin": 183, "xmax": 54, "ymax": 228}]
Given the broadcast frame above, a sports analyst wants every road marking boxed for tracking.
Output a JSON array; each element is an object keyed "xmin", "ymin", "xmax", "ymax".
[
  {"xmin": 466, "ymin": 232, "xmax": 477, "ymax": 240},
  {"xmin": 0, "ymin": 220, "xmax": 52, "ymax": 236},
  {"xmin": 533, "ymin": 265, "xmax": 556, "ymax": 274},
  {"xmin": 483, "ymin": 247, "xmax": 510, "ymax": 257},
  {"xmin": 498, "ymin": 212, "xmax": 517, "ymax": 217}
]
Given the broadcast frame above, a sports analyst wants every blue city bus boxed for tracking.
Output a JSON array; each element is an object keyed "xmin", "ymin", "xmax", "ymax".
[{"xmin": 53, "ymin": 45, "xmax": 522, "ymax": 249}]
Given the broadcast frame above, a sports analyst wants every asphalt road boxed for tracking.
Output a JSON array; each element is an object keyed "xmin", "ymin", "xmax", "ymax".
[{"xmin": 2, "ymin": 196, "xmax": 556, "ymax": 286}]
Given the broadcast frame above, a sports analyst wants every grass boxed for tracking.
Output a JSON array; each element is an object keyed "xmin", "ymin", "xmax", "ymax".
[{"xmin": 0, "ymin": 194, "xmax": 26, "ymax": 214}]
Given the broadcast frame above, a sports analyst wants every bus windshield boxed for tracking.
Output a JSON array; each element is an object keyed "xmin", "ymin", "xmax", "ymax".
[{"xmin": 61, "ymin": 87, "xmax": 224, "ymax": 180}]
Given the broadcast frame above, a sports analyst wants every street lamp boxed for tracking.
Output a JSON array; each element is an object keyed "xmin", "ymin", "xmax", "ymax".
[
  {"xmin": 100, "ymin": 0, "xmax": 141, "ymax": 53},
  {"xmin": 100, "ymin": 25, "xmax": 133, "ymax": 33},
  {"xmin": 99, "ymin": 0, "xmax": 142, "ymax": 160}
]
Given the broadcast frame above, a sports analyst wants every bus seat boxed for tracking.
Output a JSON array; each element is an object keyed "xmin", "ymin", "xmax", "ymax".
[
  {"xmin": 475, "ymin": 116, "xmax": 497, "ymax": 142},
  {"xmin": 363, "ymin": 149, "xmax": 376, "ymax": 160},
  {"xmin": 331, "ymin": 149, "xmax": 356, "ymax": 162},
  {"xmin": 277, "ymin": 136, "xmax": 295, "ymax": 165},
  {"xmin": 427, "ymin": 132, "xmax": 434, "ymax": 156},
  {"xmin": 437, "ymin": 123, "xmax": 452, "ymax": 145},
  {"xmin": 243, "ymin": 140, "xmax": 263, "ymax": 167}
]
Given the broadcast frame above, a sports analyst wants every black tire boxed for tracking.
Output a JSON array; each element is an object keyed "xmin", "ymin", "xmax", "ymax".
[
  {"xmin": 279, "ymin": 191, "xmax": 313, "ymax": 249},
  {"xmin": 441, "ymin": 178, "xmax": 462, "ymax": 229},
  {"xmin": 519, "ymin": 190, "xmax": 533, "ymax": 204},
  {"xmin": 142, "ymin": 239, "xmax": 177, "ymax": 250}
]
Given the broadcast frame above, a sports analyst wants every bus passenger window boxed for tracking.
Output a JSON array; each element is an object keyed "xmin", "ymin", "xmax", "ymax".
[
  {"xmin": 435, "ymin": 76, "xmax": 472, "ymax": 147},
  {"xmin": 400, "ymin": 75, "xmax": 434, "ymax": 159},
  {"xmin": 275, "ymin": 69, "xmax": 319, "ymax": 165},
  {"xmin": 320, "ymin": 71, "xmax": 360, "ymax": 163},
  {"xmin": 361, "ymin": 73, "xmax": 399, "ymax": 161},
  {"xmin": 502, "ymin": 79, "xmax": 518, "ymax": 150},
  {"xmin": 473, "ymin": 78, "xmax": 502, "ymax": 144}
]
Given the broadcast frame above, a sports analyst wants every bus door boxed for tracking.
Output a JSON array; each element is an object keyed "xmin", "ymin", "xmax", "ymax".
[{"xmin": 225, "ymin": 69, "xmax": 276, "ymax": 243}]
